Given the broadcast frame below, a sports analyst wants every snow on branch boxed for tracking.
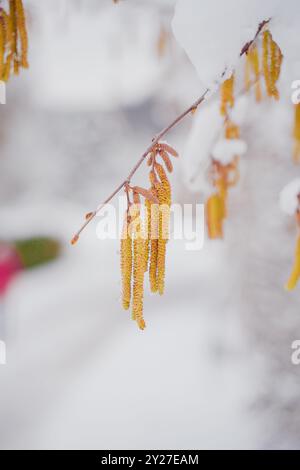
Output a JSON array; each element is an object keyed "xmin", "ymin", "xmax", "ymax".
[{"xmin": 71, "ymin": 19, "xmax": 270, "ymax": 245}]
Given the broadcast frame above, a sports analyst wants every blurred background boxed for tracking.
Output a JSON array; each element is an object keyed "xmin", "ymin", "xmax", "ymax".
[{"xmin": 0, "ymin": 0, "xmax": 300, "ymax": 450}]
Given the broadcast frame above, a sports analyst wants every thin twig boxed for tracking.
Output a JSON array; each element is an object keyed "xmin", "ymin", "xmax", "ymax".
[{"xmin": 71, "ymin": 18, "xmax": 270, "ymax": 244}]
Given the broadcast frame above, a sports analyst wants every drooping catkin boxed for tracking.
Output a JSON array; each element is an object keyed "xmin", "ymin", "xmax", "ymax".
[
  {"xmin": 293, "ymin": 104, "xmax": 300, "ymax": 163},
  {"xmin": 156, "ymin": 182, "xmax": 167, "ymax": 295},
  {"xmin": 286, "ymin": 236, "xmax": 300, "ymax": 291},
  {"xmin": 245, "ymin": 51, "xmax": 251, "ymax": 92},
  {"xmin": 0, "ymin": 14, "xmax": 5, "ymax": 78},
  {"xmin": 206, "ymin": 155, "xmax": 240, "ymax": 240},
  {"xmin": 155, "ymin": 162, "xmax": 171, "ymax": 208},
  {"xmin": 206, "ymin": 193, "xmax": 224, "ymax": 239},
  {"xmin": 149, "ymin": 238, "xmax": 158, "ymax": 293},
  {"xmin": 131, "ymin": 196, "xmax": 146, "ymax": 330},
  {"xmin": 120, "ymin": 214, "xmax": 132, "ymax": 311},
  {"xmin": 220, "ymin": 74, "xmax": 235, "ymax": 116},
  {"xmin": 270, "ymin": 37, "xmax": 282, "ymax": 100},
  {"xmin": 148, "ymin": 170, "xmax": 159, "ymax": 293},
  {"xmin": 215, "ymin": 175, "xmax": 228, "ymax": 219},
  {"xmin": 225, "ymin": 121, "xmax": 240, "ymax": 140},
  {"xmin": 144, "ymin": 198, "xmax": 151, "ymax": 272},
  {"xmin": 154, "ymin": 163, "xmax": 171, "ymax": 296},
  {"xmin": 245, "ymin": 46, "xmax": 262, "ymax": 102},
  {"xmin": 263, "ymin": 30, "xmax": 282, "ymax": 100},
  {"xmin": 15, "ymin": 0, "xmax": 28, "ymax": 68},
  {"xmin": 0, "ymin": 0, "xmax": 28, "ymax": 81},
  {"xmin": 2, "ymin": 52, "xmax": 12, "ymax": 81},
  {"xmin": 9, "ymin": 0, "xmax": 18, "ymax": 70}
]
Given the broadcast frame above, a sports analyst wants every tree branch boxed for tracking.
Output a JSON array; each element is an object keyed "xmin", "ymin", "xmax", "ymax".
[{"xmin": 71, "ymin": 18, "xmax": 270, "ymax": 245}]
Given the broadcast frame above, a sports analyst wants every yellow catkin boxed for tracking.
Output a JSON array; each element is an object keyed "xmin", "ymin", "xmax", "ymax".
[
  {"xmin": 3, "ymin": 10, "xmax": 13, "ymax": 46},
  {"xmin": 0, "ymin": 15, "xmax": 5, "ymax": 79},
  {"xmin": 0, "ymin": 11, "xmax": 12, "ymax": 81},
  {"xmin": 157, "ymin": 182, "xmax": 167, "ymax": 295},
  {"xmin": 270, "ymin": 39, "xmax": 280, "ymax": 99},
  {"xmin": 148, "ymin": 172, "xmax": 159, "ymax": 293},
  {"xmin": 293, "ymin": 104, "xmax": 300, "ymax": 163},
  {"xmin": 155, "ymin": 163, "xmax": 171, "ymax": 208},
  {"xmin": 144, "ymin": 181, "xmax": 160, "ymax": 274},
  {"xmin": 120, "ymin": 214, "xmax": 132, "ymax": 311},
  {"xmin": 149, "ymin": 238, "xmax": 158, "ymax": 293},
  {"xmin": 286, "ymin": 236, "xmax": 300, "ymax": 291},
  {"xmin": 225, "ymin": 121, "xmax": 240, "ymax": 140},
  {"xmin": 220, "ymin": 75, "xmax": 235, "ymax": 116},
  {"xmin": 0, "ymin": 0, "xmax": 29, "ymax": 80},
  {"xmin": 263, "ymin": 30, "xmax": 271, "ymax": 96},
  {"xmin": 131, "ymin": 204, "xmax": 146, "ymax": 330},
  {"xmin": 263, "ymin": 30, "xmax": 282, "ymax": 100},
  {"xmin": 248, "ymin": 46, "xmax": 262, "ymax": 102},
  {"xmin": 9, "ymin": 1, "xmax": 18, "ymax": 66},
  {"xmin": 154, "ymin": 163, "xmax": 171, "ymax": 296},
  {"xmin": 2, "ymin": 52, "xmax": 12, "ymax": 82},
  {"xmin": 206, "ymin": 193, "xmax": 224, "ymax": 239},
  {"xmin": 245, "ymin": 53, "xmax": 251, "ymax": 92},
  {"xmin": 215, "ymin": 176, "xmax": 228, "ymax": 219},
  {"xmin": 15, "ymin": 0, "xmax": 28, "ymax": 68},
  {"xmin": 144, "ymin": 198, "xmax": 151, "ymax": 272}
]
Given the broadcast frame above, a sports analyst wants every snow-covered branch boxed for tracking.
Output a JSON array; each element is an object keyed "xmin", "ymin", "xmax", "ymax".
[{"xmin": 71, "ymin": 19, "xmax": 270, "ymax": 245}]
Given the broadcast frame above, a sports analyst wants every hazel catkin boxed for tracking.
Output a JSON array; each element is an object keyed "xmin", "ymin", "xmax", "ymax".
[
  {"xmin": 220, "ymin": 75, "xmax": 235, "ymax": 116},
  {"xmin": 154, "ymin": 163, "xmax": 171, "ymax": 295},
  {"xmin": 286, "ymin": 236, "xmax": 300, "ymax": 291},
  {"xmin": 0, "ymin": 0, "xmax": 28, "ymax": 81},
  {"xmin": 206, "ymin": 193, "xmax": 224, "ymax": 239},
  {"xmin": 293, "ymin": 104, "xmax": 300, "ymax": 163},
  {"xmin": 263, "ymin": 30, "xmax": 282, "ymax": 100},
  {"xmin": 131, "ymin": 196, "xmax": 146, "ymax": 329},
  {"xmin": 121, "ymin": 214, "xmax": 132, "ymax": 311}
]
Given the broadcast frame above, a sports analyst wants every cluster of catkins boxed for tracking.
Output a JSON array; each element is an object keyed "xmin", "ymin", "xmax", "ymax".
[
  {"xmin": 0, "ymin": 0, "xmax": 28, "ymax": 81},
  {"xmin": 245, "ymin": 30, "xmax": 282, "ymax": 102},
  {"xmin": 206, "ymin": 28, "xmax": 283, "ymax": 241},
  {"xmin": 206, "ymin": 75, "xmax": 241, "ymax": 240},
  {"xmin": 120, "ymin": 142, "xmax": 177, "ymax": 330}
]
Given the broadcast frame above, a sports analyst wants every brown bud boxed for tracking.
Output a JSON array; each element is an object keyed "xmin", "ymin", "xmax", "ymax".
[
  {"xmin": 159, "ymin": 150, "xmax": 173, "ymax": 173},
  {"xmin": 71, "ymin": 235, "xmax": 79, "ymax": 245},
  {"xmin": 160, "ymin": 143, "xmax": 178, "ymax": 158},
  {"xmin": 147, "ymin": 151, "xmax": 155, "ymax": 167},
  {"xmin": 133, "ymin": 186, "xmax": 159, "ymax": 204}
]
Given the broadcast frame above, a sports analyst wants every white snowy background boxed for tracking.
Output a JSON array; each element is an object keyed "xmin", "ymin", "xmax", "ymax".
[{"xmin": 0, "ymin": 0, "xmax": 300, "ymax": 449}]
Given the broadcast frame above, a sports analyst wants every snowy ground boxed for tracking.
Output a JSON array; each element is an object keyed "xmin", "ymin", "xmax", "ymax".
[{"xmin": 0, "ymin": 202, "xmax": 265, "ymax": 450}]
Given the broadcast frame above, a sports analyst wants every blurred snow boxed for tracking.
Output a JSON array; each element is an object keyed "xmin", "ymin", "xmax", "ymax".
[
  {"xmin": 173, "ymin": 0, "xmax": 300, "ymax": 88},
  {"xmin": 181, "ymin": 101, "xmax": 223, "ymax": 193},
  {"xmin": 0, "ymin": 205, "xmax": 265, "ymax": 449},
  {"xmin": 279, "ymin": 179, "xmax": 300, "ymax": 216},
  {"xmin": 29, "ymin": 1, "xmax": 170, "ymax": 111},
  {"xmin": 212, "ymin": 139, "xmax": 247, "ymax": 165}
]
